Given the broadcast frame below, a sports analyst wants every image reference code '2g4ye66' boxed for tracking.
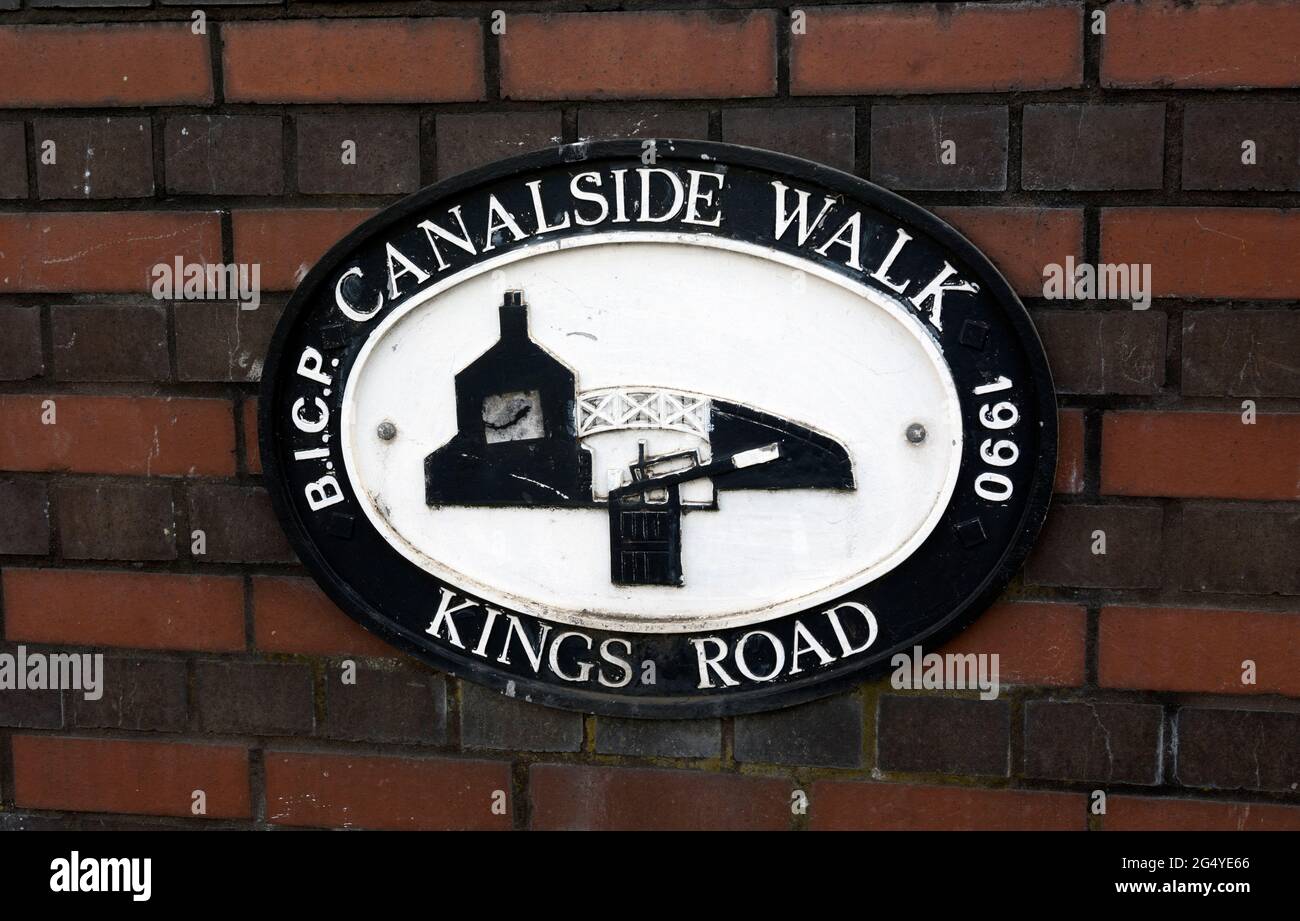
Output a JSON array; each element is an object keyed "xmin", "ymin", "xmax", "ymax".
[{"xmin": 260, "ymin": 140, "xmax": 1056, "ymax": 717}]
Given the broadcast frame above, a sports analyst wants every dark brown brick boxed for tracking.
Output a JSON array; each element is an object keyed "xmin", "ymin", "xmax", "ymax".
[
  {"xmin": 164, "ymin": 115, "xmax": 283, "ymax": 196},
  {"xmin": 1179, "ymin": 504, "xmax": 1300, "ymax": 595},
  {"xmin": 1182, "ymin": 310, "xmax": 1300, "ymax": 397},
  {"xmin": 877, "ymin": 696, "xmax": 1010, "ymax": 777},
  {"xmin": 55, "ymin": 480, "xmax": 176, "ymax": 561},
  {"xmin": 68, "ymin": 657, "xmax": 188, "ymax": 733},
  {"xmin": 1022, "ymin": 104, "xmax": 1164, "ymax": 190},
  {"xmin": 1176, "ymin": 707, "xmax": 1300, "ymax": 792},
  {"xmin": 735, "ymin": 693, "xmax": 862, "ymax": 767},
  {"xmin": 0, "ymin": 646, "xmax": 63, "ymax": 729},
  {"xmin": 460, "ymin": 681, "xmax": 583, "ymax": 753},
  {"xmin": 0, "ymin": 306, "xmax": 43, "ymax": 380},
  {"xmin": 577, "ymin": 108, "xmax": 709, "ymax": 142},
  {"xmin": 1025, "ymin": 503, "xmax": 1164, "ymax": 589},
  {"xmin": 322, "ymin": 663, "xmax": 447, "ymax": 745},
  {"xmin": 530, "ymin": 764, "xmax": 790, "ymax": 831},
  {"xmin": 1183, "ymin": 102, "xmax": 1300, "ymax": 191},
  {"xmin": 0, "ymin": 479, "xmax": 49, "ymax": 555},
  {"xmin": 29, "ymin": 1, "xmax": 150, "ymax": 7},
  {"xmin": 296, "ymin": 113, "xmax": 419, "ymax": 195},
  {"xmin": 435, "ymin": 112, "xmax": 561, "ymax": 180},
  {"xmin": 1024, "ymin": 700, "xmax": 1163, "ymax": 784},
  {"xmin": 195, "ymin": 660, "xmax": 314, "ymax": 735},
  {"xmin": 0, "ymin": 692, "xmax": 63, "ymax": 730},
  {"xmin": 595, "ymin": 717, "xmax": 721, "ymax": 759},
  {"xmin": 1035, "ymin": 310, "xmax": 1166, "ymax": 395},
  {"xmin": 34, "ymin": 116, "xmax": 153, "ymax": 199},
  {"xmin": 871, "ymin": 105, "xmax": 1007, "ymax": 191},
  {"xmin": 0, "ymin": 122, "xmax": 27, "ymax": 198},
  {"xmin": 186, "ymin": 484, "xmax": 294, "ymax": 564},
  {"xmin": 174, "ymin": 302, "xmax": 283, "ymax": 383},
  {"xmin": 51, "ymin": 305, "xmax": 168, "ymax": 382},
  {"xmin": 722, "ymin": 106, "xmax": 855, "ymax": 172}
]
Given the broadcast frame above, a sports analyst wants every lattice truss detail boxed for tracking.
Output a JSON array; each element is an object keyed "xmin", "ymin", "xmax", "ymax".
[{"xmin": 576, "ymin": 388, "xmax": 711, "ymax": 439}]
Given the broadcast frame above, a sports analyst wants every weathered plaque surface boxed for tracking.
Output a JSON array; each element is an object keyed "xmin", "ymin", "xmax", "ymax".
[{"xmin": 261, "ymin": 140, "xmax": 1056, "ymax": 717}]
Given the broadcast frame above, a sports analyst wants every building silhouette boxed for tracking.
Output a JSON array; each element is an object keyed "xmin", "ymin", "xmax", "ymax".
[{"xmin": 424, "ymin": 291, "xmax": 593, "ymax": 507}]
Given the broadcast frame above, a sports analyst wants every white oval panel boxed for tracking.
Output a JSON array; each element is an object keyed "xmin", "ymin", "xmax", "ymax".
[{"xmin": 342, "ymin": 235, "xmax": 963, "ymax": 632}]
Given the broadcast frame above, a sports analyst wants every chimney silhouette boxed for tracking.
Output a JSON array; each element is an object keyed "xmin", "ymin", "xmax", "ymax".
[{"xmin": 499, "ymin": 289, "xmax": 529, "ymax": 339}]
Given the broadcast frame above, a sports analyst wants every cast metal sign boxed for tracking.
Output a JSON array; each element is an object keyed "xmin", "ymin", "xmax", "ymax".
[{"xmin": 260, "ymin": 140, "xmax": 1055, "ymax": 717}]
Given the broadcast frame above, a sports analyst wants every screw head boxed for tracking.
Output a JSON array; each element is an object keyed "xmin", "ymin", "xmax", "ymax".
[
  {"xmin": 905, "ymin": 423, "xmax": 927, "ymax": 445},
  {"xmin": 376, "ymin": 421, "xmax": 397, "ymax": 441}
]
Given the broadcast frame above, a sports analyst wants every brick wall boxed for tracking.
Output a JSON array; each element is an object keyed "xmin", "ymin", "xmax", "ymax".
[{"xmin": 0, "ymin": 0, "xmax": 1297, "ymax": 831}]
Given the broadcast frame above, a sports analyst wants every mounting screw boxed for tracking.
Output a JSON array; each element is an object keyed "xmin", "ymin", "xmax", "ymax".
[
  {"xmin": 376, "ymin": 421, "xmax": 397, "ymax": 441},
  {"xmin": 905, "ymin": 423, "xmax": 927, "ymax": 445}
]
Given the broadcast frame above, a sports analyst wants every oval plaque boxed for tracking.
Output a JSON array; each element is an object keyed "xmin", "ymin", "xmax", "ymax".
[{"xmin": 260, "ymin": 140, "xmax": 1056, "ymax": 717}]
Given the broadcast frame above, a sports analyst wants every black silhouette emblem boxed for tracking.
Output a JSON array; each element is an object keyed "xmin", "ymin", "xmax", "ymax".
[{"xmin": 424, "ymin": 290, "xmax": 855, "ymax": 586}]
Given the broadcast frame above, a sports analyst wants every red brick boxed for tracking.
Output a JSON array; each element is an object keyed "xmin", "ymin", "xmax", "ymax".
[
  {"xmin": 13, "ymin": 736, "xmax": 249, "ymax": 819},
  {"xmin": 1103, "ymin": 0, "xmax": 1300, "ymax": 89},
  {"xmin": 223, "ymin": 19, "xmax": 482, "ymax": 104},
  {"xmin": 1100, "ymin": 606, "xmax": 1300, "ymax": 697},
  {"xmin": 938, "ymin": 601, "xmax": 1087, "ymax": 687},
  {"xmin": 0, "ymin": 24, "xmax": 212, "ymax": 107},
  {"xmin": 0, "ymin": 211, "xmax": 221, "ymax": 294},
  {"xmin": 0, "ymin": 394, "xmax": 235, "ymax": 477},
  {"xmin": 4, "ymin": 568, "xmax": 245, "ymax": 652},
  {"xmin": 1056, "ymin": 409, "xmax": 1085, "ymax": 494},
  {"xmin": 809, "ymin": 781, "xmax": 1084, "ymax": 830},
  {"xmin": 530, "ymin": 764, "xmax": 791, "ymax": 830},
  {"xmin": 232, "ymin": 209, "xmax": 375, "ymax": 291},
  {"xmin": 1101, "ymin": 208, "xmax": 1300, "ymax": 299},
  {"xmin": 266, "ymin": 751, "xmax": 511, "ymax": 830},
  {"xmin": 1101, "ymin": 411, "xmax": 1300, "ymax": 500},
  {"xmin": 792, "ymin": 4, "xmax": 1082, "ymax": 95},
  {"xmin": 253, "ymin": 576, "xmax": 395, "ymax": 658},
  {"xmin": 1105, "ymin": 796, "xmax": 1300, "ymax": 831},
  {"xmin": 502, "ymin": 11, "xmax": 776, "ymax": 101},
  {"xmin": 243, "ymin": 398, "xmax": 261, "ymax": 475},
  {"xmin": 933, "ymin": 207, "xmax": 1084, "ymax": 296}
]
